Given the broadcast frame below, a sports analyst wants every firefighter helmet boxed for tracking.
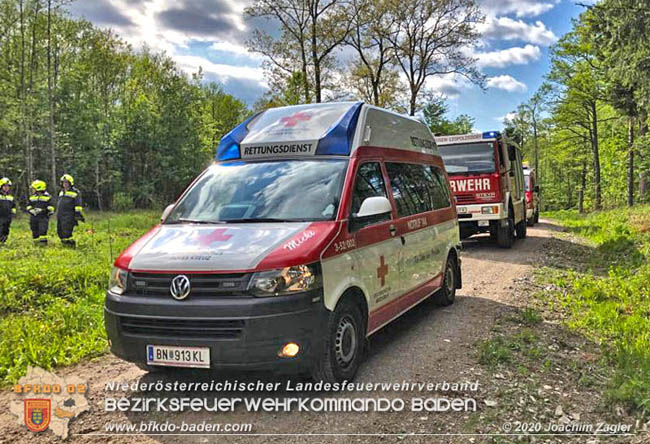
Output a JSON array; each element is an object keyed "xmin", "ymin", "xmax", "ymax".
[
  {"xmin": 0, "ymin": 177, "xmax": 11, "ymax": 187},
  {"xmin": 60, "ymin": 174, "xmax": 74, "ymax": 186},
  {"xmin": 31, "ymin": 180, "xmax": 47, "ymax": 192}
]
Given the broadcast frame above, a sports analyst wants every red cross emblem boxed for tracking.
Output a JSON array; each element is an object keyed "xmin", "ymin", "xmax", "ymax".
[
  {"xmin": 280, "ymin": 111, "xmax": 311, "ymax": 127},
  {"xmin": 377, "ymin": 255, "xmax": 389, "ymax": 287},
  {"xmin": 197, "ymin": 229, "xmax": 232, "ymax": 247}
]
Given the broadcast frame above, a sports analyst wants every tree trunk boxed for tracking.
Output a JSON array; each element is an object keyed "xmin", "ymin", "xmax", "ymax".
[
  {"xmin": 591, "ymin": 102, "xmax": 602, "ymax": 210},
  {"xmin": 578, "ymin": 159, "xmax": 586, "ymax": 214},
  {"xmin": 638, "ymin": 111, "xmax": 648, "ymax": 200},
  {"xmin": 409, "ymin": 86, "xmax": 417, "ymax": 116},
  {"xmin": 48, "ymin": 0, "xmax": 57, "ymax": 188},
  {"xmin": 533, "ymin": 119, "xmax": 539, "ymax": 174},
  {"xmin": 310, "ymin": 15, "xmax": 321, "ymax": 103},
  {"xmin": 627, "ymin": 117, "xmax": 635, "ymax": 207}
]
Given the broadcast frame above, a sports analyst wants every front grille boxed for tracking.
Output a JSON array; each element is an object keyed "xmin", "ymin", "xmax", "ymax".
[
  {"xmin": 455, "ymin": 194, "xmax": 476, "ymax": 204},
  {"xmin": 129, "ymin": 272, "xmax": 251, "ymax": 298},
  {"xmin": 120, "ymin": 316, "xmax": 245, "ymax": 339}
]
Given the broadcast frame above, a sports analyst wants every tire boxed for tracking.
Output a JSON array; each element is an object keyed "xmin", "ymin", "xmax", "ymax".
[
  {"xmin": 527, "ymin": 215, "xmax": 534, "ymax": 227},
  {"xmin": 434, "ymin": 255, "xmax": 457, "ymax": 306},
  {"xmin": 516, "ymin": 218, "xmax": 527, "ymax": 239},
  {"xmin": 312, "ymin": 299, "xmax": 365, "ymax": 383},
  {"xmin": 496, "ymin": 214, "xmax": 514, "ymax": 248}
]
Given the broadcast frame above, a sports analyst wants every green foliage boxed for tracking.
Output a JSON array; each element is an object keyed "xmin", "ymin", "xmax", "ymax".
[
  {"xmin": 545, "ymin": 206, "xmax": 650, "ymax": 414},
  {"xmin": 422, "ymin": 96, "xmax": 476, "ymax": 135},
  {"xmin": 0, "ymin": 3, "xmax": 248, "ymax": 210},
  {"xmin": 0, "ymin": 211, "xmax": 159, "ymax": 385}
]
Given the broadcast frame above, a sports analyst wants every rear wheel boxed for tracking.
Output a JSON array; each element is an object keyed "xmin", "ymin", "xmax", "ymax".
[
  {"xmin": 434, "ymin": 255, "xmax": 457, "ymax": 306},
  {"xmin": 516, "ymin": 217, "xmax": 527, "ymax": 239},
  {"xmin": 312, "ymin": 299, "xmax": 364, "ymax": 383},
  {"xmin": 497, "ymin": 214, "xmax": 514, "ymax": 248}
]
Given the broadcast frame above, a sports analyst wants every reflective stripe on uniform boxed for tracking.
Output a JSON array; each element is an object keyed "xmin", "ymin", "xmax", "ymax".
[
  {"xmin": 74, "ymin": 206, "xmax": 83, "ymax": 212},
  {"xmin": 0, "ymin": 195, "xmax": 13, "ymax": 201},
  {"xmin": 11, "ymin": 208, "xmax": 16, "ymax": 214},
  {"xmin": 47, "ymin": 206, "xmax": 55, "ymax": 212},
  {"xmin": 61, "ymin": 191, "xmax": 78, "ymax": 198}
]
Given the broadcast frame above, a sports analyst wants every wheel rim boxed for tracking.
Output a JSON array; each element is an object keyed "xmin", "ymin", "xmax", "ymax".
[
  {"xmin": 445, "ymin": 262, "xmax": 454, "ymax": 294},
  {"xmin": 335, "ymin": 315, "xmax": 357, "ymax": 368}
]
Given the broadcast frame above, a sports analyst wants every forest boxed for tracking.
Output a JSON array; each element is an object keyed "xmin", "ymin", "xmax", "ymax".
[
  {"xmin": 506, "ymin": 0, "xmax": 650, "ymax": 211},
  {"xmin": 1, "ymin": 0, "xmax": 649, "ymax": 213}
]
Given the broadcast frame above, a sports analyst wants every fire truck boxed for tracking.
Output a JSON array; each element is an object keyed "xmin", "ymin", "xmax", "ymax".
[{"xmin": 435, "ymin": 131, "xmax": 527, "ymax": 248}]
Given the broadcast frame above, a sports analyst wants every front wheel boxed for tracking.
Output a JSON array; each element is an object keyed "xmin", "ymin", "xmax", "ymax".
[
  {"xmin": 312, "ymin": 300, "xmax": 364, "ymax": 383},
  {"xmin": 434, "ymin": 255, "xmax": 457, "ymax": 306},
  {"xmin": 497, "ymin": 215, "xmax": 514, "ymax": 248}
]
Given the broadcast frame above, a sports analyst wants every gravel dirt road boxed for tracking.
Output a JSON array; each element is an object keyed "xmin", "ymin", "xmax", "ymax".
[{"xmin": 4, "ymin": 221, "xmax": 642, "ymax": 444}]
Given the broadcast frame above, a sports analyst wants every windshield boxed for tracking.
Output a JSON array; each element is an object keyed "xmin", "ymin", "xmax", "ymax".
[
  {"xmin": 439, "ymin": 142, "xmax": 496, "ymax": 174},
  {"xmin": 166, "ymin": 159, "xmax": 348, "ymax": 223}
]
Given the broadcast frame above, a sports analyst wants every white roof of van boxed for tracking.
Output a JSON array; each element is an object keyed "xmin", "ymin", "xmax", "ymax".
[{"xmin": 216, "ymin": 102, "xmax": 439, "ymax": 160}]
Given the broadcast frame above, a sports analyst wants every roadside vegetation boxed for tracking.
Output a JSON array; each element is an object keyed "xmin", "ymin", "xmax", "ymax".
[
  {"xmin": 0, "ymin": 211, "xmax": 158, "ymax": 385},
  {"xmin": 541, "ymin": 206, "xmax": 650, "ymax": 415}
]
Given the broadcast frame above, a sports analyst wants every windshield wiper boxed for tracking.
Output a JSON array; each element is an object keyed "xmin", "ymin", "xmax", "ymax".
[
  {"xmin": 167, "ymin": 218, "xmax": 225, "ymax": 225},
  {"xmin": 221, "ymin": 218, "xmax": 310, "ymax": 223}
]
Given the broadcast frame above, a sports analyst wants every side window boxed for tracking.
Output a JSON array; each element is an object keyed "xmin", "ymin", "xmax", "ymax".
[
  {"xmin": 426, "ymin": 166, "xmax": 452, "ymax": 210},
  {"xmin": 386, "ymin": 163, "xmax": 433, "ymax": 217},
  {"xmin": 349, "ymin": 162, "xmax": 390, "ymax": 230}
]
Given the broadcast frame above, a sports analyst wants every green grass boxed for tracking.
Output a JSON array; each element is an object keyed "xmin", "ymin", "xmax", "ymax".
[
  {"xmin": 0, "ymin": 211, "xmax": 159, "ymax": 385},
  {"xmin": 544, "ymin": 206, "xmax": 650, "ymax": 415}
]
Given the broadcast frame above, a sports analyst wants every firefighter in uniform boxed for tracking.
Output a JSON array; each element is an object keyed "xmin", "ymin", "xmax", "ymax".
[
  {"xmin": 27, "ymin": 180, "xmax": 55, "ymax": 244},
  {"xmin": 0, "ymin": 177, "xmax": 16, "ymax": 244},
  {"xmin": 57, "ymin": 174, "xmax": 84, "ymax": 247}
]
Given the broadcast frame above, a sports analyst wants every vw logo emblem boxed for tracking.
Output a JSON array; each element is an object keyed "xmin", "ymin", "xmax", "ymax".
[{"xmin": 170, "ymin": 275, "xmax": 191, "ymax": 300}]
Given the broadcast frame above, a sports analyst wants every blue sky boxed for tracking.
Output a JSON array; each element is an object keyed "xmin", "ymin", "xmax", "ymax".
[{"xmin": 66, "ymin": 0, "xmax": 587, "ymax": 131}]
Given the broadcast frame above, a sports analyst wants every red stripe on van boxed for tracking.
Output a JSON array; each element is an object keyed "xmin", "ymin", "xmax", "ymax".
[{"xmin": 367, "ymin": 273, "xmax": 443, "ymax": 334}]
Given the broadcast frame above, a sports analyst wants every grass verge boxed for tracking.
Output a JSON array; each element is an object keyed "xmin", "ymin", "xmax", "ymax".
[{"xmin": 0, "ymin": 211, "xmax": 158, "ymax": 385}]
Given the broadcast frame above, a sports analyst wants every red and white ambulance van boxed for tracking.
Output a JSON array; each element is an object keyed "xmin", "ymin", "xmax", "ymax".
[
  {"xmin": 105, "ymin": 102, "xmax": 461, "ymax": 383},
  {"xmin": 435, "ymin": 132, "xmax": 527, "ymax": 248}
]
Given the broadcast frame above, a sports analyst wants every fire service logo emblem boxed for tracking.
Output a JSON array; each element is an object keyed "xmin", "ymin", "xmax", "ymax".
[{"xmin": 24, "ymin": 399, "xmax": 51, "ymax": 433}]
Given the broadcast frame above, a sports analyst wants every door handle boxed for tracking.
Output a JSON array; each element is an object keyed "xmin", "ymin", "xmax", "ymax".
[{"xmin": 389, "ymin": 224, "xmax": 397, "ymax": 236}]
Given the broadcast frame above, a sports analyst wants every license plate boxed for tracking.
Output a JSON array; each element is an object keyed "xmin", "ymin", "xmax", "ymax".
[
  {"xmin": 478, "ymin": 220, "xmax": 490, "ymax": 227},
  {"xmin": 147, "ymin": 345, "xmax": 210, "ymax": 368},
  {"xmin": 457, "ymin": 207, "xmax": 468, "ymax": 214}
]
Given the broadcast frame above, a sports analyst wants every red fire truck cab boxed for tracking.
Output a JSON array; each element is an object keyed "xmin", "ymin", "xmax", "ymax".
[{"xmin": 435, "ymin": 132, "xmax": 527, "ymax": 248}]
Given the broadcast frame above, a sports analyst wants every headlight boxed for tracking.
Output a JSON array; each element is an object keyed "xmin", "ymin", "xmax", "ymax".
[
  {"xmin": 109, "ymin": 266, "xmax": 128, "ymax": 295},
  {"xmin": 248, "ymin": 263, "xmax": 322, "ymax": 297},
  {"xmin": 481, "ymin": 205, "xmax": 499, "ymax": 214}
]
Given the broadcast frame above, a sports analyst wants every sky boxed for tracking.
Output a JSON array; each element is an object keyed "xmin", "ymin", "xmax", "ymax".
[{"xmin": 66, "ymin": 0, "xmax": 588, "ymax": 131}]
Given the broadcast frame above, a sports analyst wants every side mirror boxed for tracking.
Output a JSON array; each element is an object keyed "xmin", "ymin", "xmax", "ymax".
[
  {"xmin": 356, "ymin": 196, "xmax": 392, "ymax": 218},
  {"xmin": 508, "ymin": 145, "xmax": 517, "ymax": 162},
  {"xmin": 161, "ymin": 204, "xmax": 174, "ymax": 222},
  {"xmin": 534, "ymin": 185, "xmax": 540, "ymax": 193}
]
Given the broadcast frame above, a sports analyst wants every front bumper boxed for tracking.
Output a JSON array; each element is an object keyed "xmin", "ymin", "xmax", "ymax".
[
  {"xmin": 104, "ymin": 288, "xmax": 329, "ymax": 371},
  {"xmin": 456, "ymin": 202, "xmax": 505, "ymax": 221}
]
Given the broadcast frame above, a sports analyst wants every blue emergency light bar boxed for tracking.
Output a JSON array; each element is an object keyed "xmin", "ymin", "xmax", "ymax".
[
  {"xmin": 215, "ymin": 113, "xmax": 259, "ymax": 161},
  {"xmin": 216, "ymin": 102, "xmax": 363, "ymax": 161},
  {"xmin": 316, "ymin": 101, "xmax": 363, "ymax": 156},
  {"xmin": 482, "ymin": 131, "xmax": 500, "ymax": 139}
]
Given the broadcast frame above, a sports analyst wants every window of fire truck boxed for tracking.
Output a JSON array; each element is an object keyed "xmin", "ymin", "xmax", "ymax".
[{"xmin": 439, "ymin": 142, "xmax": 497, "ymax": 175}]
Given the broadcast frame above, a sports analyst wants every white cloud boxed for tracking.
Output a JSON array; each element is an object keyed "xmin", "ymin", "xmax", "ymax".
[
  {"xmin": 425, "ymin": 74, "xmax": 472, "ymax": 98},
  {"xmin": 209, "ymin": 41, "xmax": 264, "ymax": 59},
  {"xmin": 480, "ymin": 0, "xmax": 560, "ymax": 18},
  {"xmin": 486, "ymin": 75, "xmax": 527, "ymax": 92},
  {"xmin": 495, "ymin": 112, "xmax": 518, "ymax": 123},
  {"xmin": 479, "ymin": 17, "xmax": 558, "ymax": 46},
  {"xmin": 475, "ymin": 44, "xmax": 541, "ymax": 68},
  {"xmin": 174, "ymin": 55, "xmax": 266, "ymax": 84}
]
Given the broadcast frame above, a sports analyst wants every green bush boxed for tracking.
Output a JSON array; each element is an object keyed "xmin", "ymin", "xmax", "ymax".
[{"xmin": 112, "ymin": 192, "xmax": 135, "ymax": 212}]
